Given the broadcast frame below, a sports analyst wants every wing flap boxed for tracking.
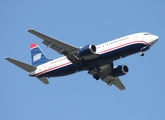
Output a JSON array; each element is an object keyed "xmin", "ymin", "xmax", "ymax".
[{"xmin": 5, "ymin": 57, "xmax": 36, "ymax": 72}]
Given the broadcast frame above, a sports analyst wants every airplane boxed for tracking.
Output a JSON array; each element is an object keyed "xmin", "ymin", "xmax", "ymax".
[{"xmin": 5, "ymin": 30, "xmax": 159, "ymax": 90}]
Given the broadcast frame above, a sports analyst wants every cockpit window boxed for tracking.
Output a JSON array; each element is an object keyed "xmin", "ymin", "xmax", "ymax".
[
  {"xmin": 144, "ymin": 33, "xmax": 148, "ymax": 35},
  {"xmin": 144, "ymin": 32, "xmax": 152, "ymax": 35}
]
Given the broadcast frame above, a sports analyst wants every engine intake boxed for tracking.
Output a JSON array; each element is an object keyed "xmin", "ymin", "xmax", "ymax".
[
  {"xmin": 112, "ymin": 65, "xmax": 129, "ymax": 77},
  {"xmin": 79, "ymin": 44, "xmax": 96, "ymax": 56}
]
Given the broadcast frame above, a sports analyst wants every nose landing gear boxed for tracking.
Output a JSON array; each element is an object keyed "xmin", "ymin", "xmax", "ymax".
[
  {"xmin": 140, "ymin": 52, "xmax": 144, "ymax": 56},
  {"xmin": 140, "ymin": 46, "xmax": 150, "ymax": 57}
]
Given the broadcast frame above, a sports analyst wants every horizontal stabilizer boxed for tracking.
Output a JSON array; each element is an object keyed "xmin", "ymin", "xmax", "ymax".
[
  {"xmin": 5, "ymin": 57, "xmax": 36, "ymax": 72},
  {"xmin": 37, "ymin": 77, "xmax": 49, "ymax": 84}
]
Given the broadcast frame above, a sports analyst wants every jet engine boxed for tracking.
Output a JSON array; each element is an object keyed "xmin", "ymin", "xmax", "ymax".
[
  {"xmin": 78, "ymin": 44, "xmax": 98, "ymax": 61},
  {"xmin": 112, "ymin": 65, "xmax": 129, "ymax": 77},
  {"xmin": 79, "ymin": 44, "xmax": 96, "ymax": 56}
]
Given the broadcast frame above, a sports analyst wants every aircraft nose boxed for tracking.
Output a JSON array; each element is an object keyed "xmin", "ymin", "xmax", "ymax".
[
  {"xmin": 149, "ymin": 35, "xmax": 159, "ymax": 46},
  {"xmin": 153, "ymin": 35, "xmax": 159, "ymax": 43}
]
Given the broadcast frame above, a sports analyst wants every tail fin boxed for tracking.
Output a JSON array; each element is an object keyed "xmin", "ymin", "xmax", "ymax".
[{"xmin": 30, "ymin": 43, "xmax": 51, "ymax": 66}]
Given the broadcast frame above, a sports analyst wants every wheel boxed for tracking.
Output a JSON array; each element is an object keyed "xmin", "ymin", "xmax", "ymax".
[
  {"xmin": 93, "ymin": 74, "xmax": 100, "ymax": 80},
  {"xmin": 140, "ymin": 52, "xmax": 144, "ymax": 56}
]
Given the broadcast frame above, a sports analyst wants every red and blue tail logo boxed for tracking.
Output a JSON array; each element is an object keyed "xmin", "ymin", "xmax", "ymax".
[{"xmin": 30, "ymin": 43, "xmax": 51, "ymax": 66}]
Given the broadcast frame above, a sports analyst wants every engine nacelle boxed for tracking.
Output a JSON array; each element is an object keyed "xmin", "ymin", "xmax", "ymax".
[
  {"xmin": 79, "ymin": 44, "xmax": 96, "ymax": 56},
  {"xmin": 112, "ymin": 65, "xmax": 129, "ymax": 77}
]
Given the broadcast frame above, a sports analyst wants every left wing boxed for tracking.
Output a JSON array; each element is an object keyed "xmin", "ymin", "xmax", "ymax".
[
  {"xmin": 101, "ymin": 75, "xmax": 125, "ymax": 90},
  {"xmin": 37, "ymin": 77, "xmax": 49, "ymax": 84},
  {"xmin": 88, "ymin": 63, "xmax": 126, "ymax": 90}
]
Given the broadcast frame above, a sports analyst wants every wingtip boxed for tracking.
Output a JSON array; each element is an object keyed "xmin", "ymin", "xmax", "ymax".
[
  {"xmin": 120, "ymin": 86, "xmax": 126, "ymax": 91},
  {"xmin": 27, "ymin": 29, "xmax": 35, "ymax": 32},
  {"xmin": 4, "ymin": 57, "xmax": 9, "ymax": 60}
]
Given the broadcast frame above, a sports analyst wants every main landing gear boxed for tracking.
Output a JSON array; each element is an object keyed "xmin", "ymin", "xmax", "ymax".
[{"xmin": 93, "ymin": 74, "xmax": 100, "ymax": 80}]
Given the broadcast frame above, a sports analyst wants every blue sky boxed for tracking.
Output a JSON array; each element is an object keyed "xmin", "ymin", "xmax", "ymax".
[{"xmin": 1, "ymin": 0, "xmax": 165, "ymax": 119}]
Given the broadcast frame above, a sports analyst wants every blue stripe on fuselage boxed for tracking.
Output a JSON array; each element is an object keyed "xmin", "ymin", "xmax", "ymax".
[
  {"xmin": 87, "ymin": 43, "xmax": 150, "ymax": 66},
  {"xmin": 38, "ymin": 43, "xmax": 149, "ymax": 77}
]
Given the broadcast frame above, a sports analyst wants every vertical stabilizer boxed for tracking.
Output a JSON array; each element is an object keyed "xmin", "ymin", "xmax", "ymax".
[{"xmin": 30, "ymin": 43, "xmax": 51, "ymax": 66}]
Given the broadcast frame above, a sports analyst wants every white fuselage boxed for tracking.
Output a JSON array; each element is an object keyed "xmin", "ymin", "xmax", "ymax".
[{"xmin": 29, "ymin": 32, "xmax": 158, "ymax": 77}]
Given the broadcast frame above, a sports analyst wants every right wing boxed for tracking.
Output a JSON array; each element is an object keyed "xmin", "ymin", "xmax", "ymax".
[
  {"xmin": 28, "ymin": 29, "xmax": 79, "ymax": 55},
  {"xmin": 28, "ymin": 29, "xmax": 100, "ymax": 64},
  {"xmin": 28, "ymin": 29, "xmax": 81, "ymax": 64}
]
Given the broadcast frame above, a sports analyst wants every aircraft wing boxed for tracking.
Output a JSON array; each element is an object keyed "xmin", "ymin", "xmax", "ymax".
[
  {"xmin": 37, "ymin": 77, "xmax": 49, "ymax": 84},
  {"xmin": 28, "ymin": 29, "xmax": 79, "ymax": 55},
  {"xmin": 88, "ymin": 63, "xmax": 125, "ymax": 90},
  {"xmin": 28, "ymin": 29, "xmax": 100, "ymax": 64},
  {"xmin": 101, "ymin": 75, "xmax": 125, "ymax": 90}
]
